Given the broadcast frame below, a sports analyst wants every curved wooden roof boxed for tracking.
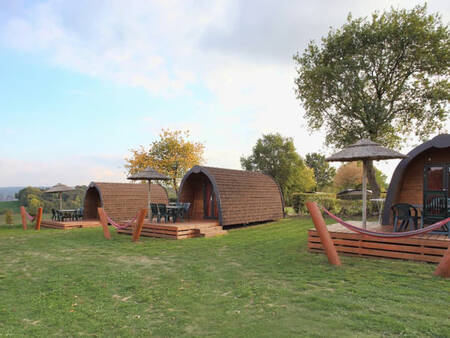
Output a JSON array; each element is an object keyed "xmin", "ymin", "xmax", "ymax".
[
  {"xmin": 382, "ymin": 134, "xmax": 450, "ymax": 224},
  {"xmin": 179, "ymin": 166, "xmax": 284, "ymax": 226},
  {"xmin": 84, "ymin": 182, "xmax": 168, "ymax": 221}
]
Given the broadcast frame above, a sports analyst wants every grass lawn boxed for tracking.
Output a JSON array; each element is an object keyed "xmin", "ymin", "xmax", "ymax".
[
  {"xmin": 0, "ymin": 217, "xmax": 449, "ymax": 337},
  {"xmin": 0, "ymin": 200, "xmax": 20, "ymax": 214}
]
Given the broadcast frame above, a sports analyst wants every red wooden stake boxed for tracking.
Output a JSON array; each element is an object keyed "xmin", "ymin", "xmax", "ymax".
[
  {"xmin": 434, "ymin": 244, "xmax": 450, "ymax": 278},
  {"xmin": 132, "ymin": 209, "xmax": 148, "ymax": 242},
  {"xmin": 20, "ymin": 206, "xmax": 27, "ymax": 230},
  {"xmin": 35, "ymin": 207, "xmax": 43, "ymax": 230},
  {"xmin": 306, "ymin": 202, "xmax": 341, "ymax": 266},
  {"xmin": 97, "ymin": 208, "xmax": 111, "ymax": 240}
]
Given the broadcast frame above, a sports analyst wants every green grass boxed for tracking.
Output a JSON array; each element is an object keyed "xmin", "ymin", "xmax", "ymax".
[
  {"xmin": 0, "ymin": 218, "xmax": 449, "ymax": 337},
  {"xmin": 0, "ymin": 200, "xmax": 20, "ymax": 214}
]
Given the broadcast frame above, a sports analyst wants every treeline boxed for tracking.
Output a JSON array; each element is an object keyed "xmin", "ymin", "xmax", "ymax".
[{"xmin": 16, "ymin": 186, "xmax": 87, "ymax": 214}]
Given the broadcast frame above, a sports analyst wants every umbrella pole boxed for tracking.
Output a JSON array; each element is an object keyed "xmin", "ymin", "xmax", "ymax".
[
  {"xmin": 148, "ymin": 181, "xmax": 152, "ymax": 221},
  {"xmin": 362, "ymin": 160, "xmax": 368, "ymax": 229},
  {"xmin": 59, "ymin": 192, "xmax": 62, "ymax": 210}
]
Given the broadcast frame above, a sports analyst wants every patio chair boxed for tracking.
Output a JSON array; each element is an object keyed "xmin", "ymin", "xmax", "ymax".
[
  {"xmin": 150, "ymin": 203, "xmax": 160, "ymax": 223},
  {"xmin": 51, "ymin": 208, "xmax": 57, "ymax": 221},
  {"xmin": 180, "ymin": 202, "xmax": 190, "ymax": 222},
  {"xmin": 77, "ymin": 207, "xmax": 84, "ymax": 220},
  {"xmin": 391, "ymin": 203, "xmax": 420, "ymax": 232},
  {"xmin": 157, "ymin": 204, "xmax": 170, "ymax": 223}
]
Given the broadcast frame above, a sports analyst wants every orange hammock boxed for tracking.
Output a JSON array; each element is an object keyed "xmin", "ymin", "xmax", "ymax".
[{"xmin": 322, "ymin": 207, "xmax": 450, "ymax": 238}]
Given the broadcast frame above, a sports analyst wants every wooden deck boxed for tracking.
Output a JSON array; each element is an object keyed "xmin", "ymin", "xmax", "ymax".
[
  {"xmin": 117, "ymin": 219, "xmax": 227, "ymax": 240},
  {"xmin": 41, "ymin": 219, "xmax": 101, "ymax": 230},
  {"xmin": 308, "ymin": 221, "xmax": 450, "ymax": 263}
]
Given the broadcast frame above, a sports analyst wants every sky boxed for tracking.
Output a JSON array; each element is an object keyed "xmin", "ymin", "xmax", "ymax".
[{"xmin": 0, "ymin": 0, "xmax": 449, "ymax": 187}]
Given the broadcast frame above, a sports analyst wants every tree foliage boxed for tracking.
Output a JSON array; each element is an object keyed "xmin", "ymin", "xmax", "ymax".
[
  {"xmin": 4, "ymin": 209, "xmax": 13, "ymax": 225},
  {"xmin": 294, "ymin": 5, "xmax": 449, "ymax": 197},
  {"xmin": 241, "ymin": 133, "xmax": 316, "ymax": 204},
  {"xmin": 305, "ymin": 153, "xmax": 336, "ymax": 190},
  {"xmin": 125, "ymin": 129, "xmax": 205, "ymax": 193},
  {"xmin": 333, "ymin": 162, "xmax": 388, "ymax": 192},
  {"xmin": 16, "ymin": 186, "xmax": 87, "ymax": 213}
]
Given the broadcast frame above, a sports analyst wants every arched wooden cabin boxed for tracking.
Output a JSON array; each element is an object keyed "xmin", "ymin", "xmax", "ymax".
[
  {"xmin": 83, "ymin": 182, "xmax": 168, "ymax": 221},
  {"xmin": 178, "ymin": 166, "xmax": 284, "ymax": 226},
  {"xmin": 382, "ymin": 134, "xmax": 450, "ymax": 225}
]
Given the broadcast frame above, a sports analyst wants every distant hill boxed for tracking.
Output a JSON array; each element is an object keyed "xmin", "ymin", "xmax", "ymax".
[{"xmin": 0, "ymin": 187, "xmax": 24, "ymax": 201}]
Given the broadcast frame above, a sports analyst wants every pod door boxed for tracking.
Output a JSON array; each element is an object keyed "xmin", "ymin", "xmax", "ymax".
[
  {"xmin": 423, "ymin": 164, "xmax": 449, "ymax": 233},
  {"xmin": 203, "ymin": 182, "xmax": 218, "ymax": 219}
]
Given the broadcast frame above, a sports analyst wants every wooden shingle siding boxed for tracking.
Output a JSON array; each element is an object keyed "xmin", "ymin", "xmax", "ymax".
[
  {"xmin": 179, "ymin": 166, "xmax": 284, "ymax": 226},
  {"xmin": 83, "ymin": 182, "xmax": 168, "ymax": 221}
]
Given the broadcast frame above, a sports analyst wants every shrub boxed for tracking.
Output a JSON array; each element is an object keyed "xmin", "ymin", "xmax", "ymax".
[
  {"xmin": 292, "ymin": 192, "xmax": 379, "ymax": 217},
  {"xmin": 4, "ymin": 209, "xmax": 13, "ymax": 225}
]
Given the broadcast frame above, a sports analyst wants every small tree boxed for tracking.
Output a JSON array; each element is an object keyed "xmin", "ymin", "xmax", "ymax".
[
  {"xmin": 125, "ymin": 129, "xmax": 205, "ymax": 193},
  {"xmin": 305, "ymin": 153, "xmax": 336, "ymax": 190},
  {"xmin": 333, "ymin": 162, "xmax": 362, "ymax": 191},
  {"xmin": 4, "ymin": 210, "xmax": 13, "ymax": 225},
  {"xmin": 241, "ymin": 133, "xmax": 316, "ymax": 204}
]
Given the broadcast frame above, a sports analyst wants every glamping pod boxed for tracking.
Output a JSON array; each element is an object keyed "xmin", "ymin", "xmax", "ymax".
[
  {"xmin": 382, "ymin": 134, "xmax": 450, "ymax": 226},
  {"xmin": 83, "ymin": 182, "xmax": 168, "ymax": 221},
  {"xmin": 178, "ymin": 166, "xmax": 284, "ymax": 226}
]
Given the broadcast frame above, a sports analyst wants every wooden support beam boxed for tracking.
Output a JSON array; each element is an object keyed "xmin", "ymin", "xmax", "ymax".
[
  {"xmin": 20, "ymin": 206, "xmax": 27, "ymax": 230},
  {"xmin": 35, "ymin": 207, "xmax": 43, "ymax": 231},
  {"xmin": 132, "ymin": 209, "xmax": 148, "ymax": 242},
  {"xmin": 97, "ymin": 208, "xmax": 111, "ymax": 240},
  {"xmin": 434, "ymin": 245, "xmax": 450, "ymax": 278},
  {"xmin": 306, "ymin": 202, "xmax": 341, "ymax": 266}
]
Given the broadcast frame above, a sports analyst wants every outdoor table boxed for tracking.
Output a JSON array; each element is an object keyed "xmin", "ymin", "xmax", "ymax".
[
  {"xmin": 166, "ymin": 205, "xmax": 184, "ymax": 223},
  {"xmin": 58, "ymin": 209, "xmax": 76, "ymax": 220}
]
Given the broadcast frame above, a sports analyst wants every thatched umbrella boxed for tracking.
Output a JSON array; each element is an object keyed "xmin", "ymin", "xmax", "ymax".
[
  {"xmin": 326, "ymin": 139, "xmax": 406, "ymax": 228},
  {"xmin": 127, "ymin": 167, "xmax": 170, "ymax": 220},
  {"xmin": 44, "ymin": 183, "xmax": 75, "ymax": 210}
]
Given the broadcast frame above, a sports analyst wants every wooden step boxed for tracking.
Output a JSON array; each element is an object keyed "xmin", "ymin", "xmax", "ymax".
[
  {"xmin": 198, "ymin": 226, "xmax": 228, "ymax": 237},
  {"xmin": 201, "ymin": 230, "xmax": 228, "ymax": 238}
]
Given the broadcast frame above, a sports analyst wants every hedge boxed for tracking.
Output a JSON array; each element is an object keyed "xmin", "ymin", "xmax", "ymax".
[{"xmin": 292, "ymin": 192, "xmax": 380, "ymax": 217}]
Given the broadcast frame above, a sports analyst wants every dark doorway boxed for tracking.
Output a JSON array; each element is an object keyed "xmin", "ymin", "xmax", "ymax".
[
  {"xmin": 423, "ymin": 164, "xmax": 449, "ymax": 233},
  {"xmin": 203, "ymin": 182, "xmax": 218, "ymax": 219}
]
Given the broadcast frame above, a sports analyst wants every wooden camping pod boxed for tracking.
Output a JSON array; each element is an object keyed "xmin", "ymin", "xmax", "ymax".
[
  {"xmin": 178, "ymin": 166, "xmax": 284, "ymax": 227},
  {"xmin": 382, "ymin": 134, "xmax": 450, "ymax": 225},
  {"xmin": 83, "ymin": 182, "xmax": 168, "ymax": 221}
]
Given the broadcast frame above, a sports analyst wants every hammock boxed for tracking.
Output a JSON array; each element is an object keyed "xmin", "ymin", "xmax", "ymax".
[
  {"xmin": 322, "ymin": 207, "xmax": 450, "ymax": 238},
  {"xmin": 104, "ymin": 211, "xmax": 139, "ymax": 230},
  {"xmin": 24, "ymin": 209, "xmax": 36, "ymax": 222}
]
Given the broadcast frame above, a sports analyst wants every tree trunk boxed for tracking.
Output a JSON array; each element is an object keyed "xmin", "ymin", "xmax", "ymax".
[{"xmin": 366, "ymin": 160, "xmax": 380, "ymax": 198}]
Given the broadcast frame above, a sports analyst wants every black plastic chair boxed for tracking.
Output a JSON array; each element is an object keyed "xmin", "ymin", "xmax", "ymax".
[
  {"xmin": 181, "ymin": 202, "xmax": 190, "ymax": 221},
  {"xmin": 158, "ymin": 204, "xmax": 170, "ymax": 223},
  {"xmin": 391, "ymin": 203, "xmax": 420, "ymax": 232},
  {"xmin": 150, "ymin": 203, "xmax": 160, "ymax": 222},
  {"xmin": 51, "ymin": 208, "xmax": 57, "ymax": 221}
]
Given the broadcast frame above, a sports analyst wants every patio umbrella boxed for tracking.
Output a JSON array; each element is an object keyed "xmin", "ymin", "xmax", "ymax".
[
  {"xmin": 44, "ymin": 183, "xmax": 75, "ymax": 210},
  {"xmin": 326, "ymin": 139, "xmax": 406, "ymax": 228},
  {"xmin": 127, "ymin": 167, "xmax": 170, "ymax": 220}
]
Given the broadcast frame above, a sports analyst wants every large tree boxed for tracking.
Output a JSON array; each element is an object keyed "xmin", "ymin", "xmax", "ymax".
[
  {"xmin": 125, "ymin": 129, "xmax": 204, "ymax": 193},
  {"xmin": 305, "ymin": 152, "xmax": 336, "ymax": 190},
  {"xmin": 294, "ymin": 5, "xmax": 449, "ymax": 197},
  {"xmin": 241, "ymin": 133, "xmax": 316, "ymax": 204}
]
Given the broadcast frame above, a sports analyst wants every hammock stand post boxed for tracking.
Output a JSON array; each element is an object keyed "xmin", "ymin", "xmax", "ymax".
[
  {"xmin": 307, "ymin": 202, "xmax": 341, "ymax": 266},
  {"xmin": 434, "ymin": 245, "xmax": 450, "ymax": 278},
  {"xmin": 20, "ymin": 206, "xmax": 27, "ymax": 230},
  {"xmin": 34, "ymin": 207, "xmax": 43, "ymax": 231},
  {"xmin": 97, "ymin": 208, "xmax": 111, "ymax": 240},
  {"xmin": 132, "ymin": 209, "xmax": 148, "ymax": 242}
]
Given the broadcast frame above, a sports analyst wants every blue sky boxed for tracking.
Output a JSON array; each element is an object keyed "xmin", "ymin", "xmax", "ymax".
[{"xmin": 0, "ymin": 0, "xmax": 448, "ymax": 186}]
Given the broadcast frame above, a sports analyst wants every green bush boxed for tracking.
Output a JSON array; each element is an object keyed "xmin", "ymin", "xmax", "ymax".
[
  {"xmin": 292, "ymin": 192, "xmax": 379, "ymax": 217},
  {"xmin": 4, "ymin": 209, "xmax": 13, "ymax": 225}
]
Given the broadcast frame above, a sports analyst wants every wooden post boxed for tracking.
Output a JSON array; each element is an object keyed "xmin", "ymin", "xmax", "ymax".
[
  {"xmin": 132, "ymin": 209, "xmax": 148, "ymax": 242},
  {"xmin": 306, "ymin": 202, "xmax": 341, "ymax": 266},
  {"xmin": 20, "ymin": 206, "xmax": 27, "ymax": 230},
  {"xmin": 97, "ymin": 208, "xmax": 111, "ymax": 240},
  {"xmin": 434, "ymin": 245, "xmax": 450, "ymax": 278},
  {"xmin": 35, "ymin": 207, "xmax": 43, "ymax": 230}
]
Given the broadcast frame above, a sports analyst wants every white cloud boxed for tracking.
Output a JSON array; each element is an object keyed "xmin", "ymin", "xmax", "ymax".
[{"xmin": 1, "ymin": 0, "xmax": 448, "ymax": 184}]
